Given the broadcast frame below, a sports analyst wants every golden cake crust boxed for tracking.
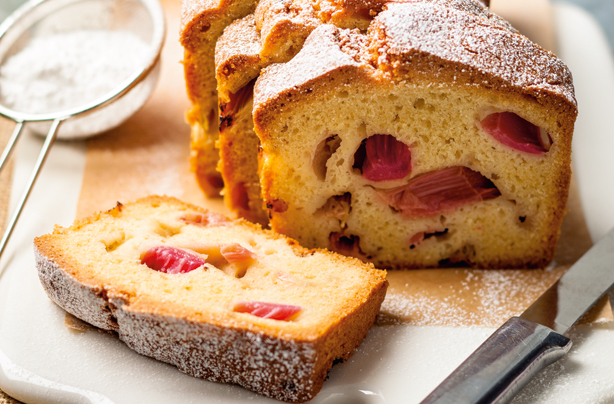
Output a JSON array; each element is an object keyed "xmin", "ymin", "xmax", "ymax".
[{"xmin": 254, "ymin": 2, "xmax": 576, "ymax": 119}]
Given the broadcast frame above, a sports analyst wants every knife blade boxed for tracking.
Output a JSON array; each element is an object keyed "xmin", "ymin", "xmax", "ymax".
[{"xmin": 420, "ymin": 226, "xmax": 614, "ymax": 404}]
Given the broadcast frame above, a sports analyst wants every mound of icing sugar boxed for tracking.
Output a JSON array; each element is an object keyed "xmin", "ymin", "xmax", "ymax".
[{"xmin": 0, "ymin": 30, "xmax": 148, "ymax": 115}]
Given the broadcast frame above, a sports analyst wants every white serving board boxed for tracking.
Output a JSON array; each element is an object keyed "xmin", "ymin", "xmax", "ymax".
[{"xmin": 1, "ymin": 3, "xmax": 614, "ymax": 403}]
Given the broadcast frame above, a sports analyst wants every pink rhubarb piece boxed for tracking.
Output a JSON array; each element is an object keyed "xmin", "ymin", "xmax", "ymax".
[
  {"xmin": 357, "ymin": 135, "xmax": 412, "ymax": 181},
  {"xmin": 233, "ymin": 301, "xmax": 302, "ymax": 321},
  {"xmin": 378, "ymin": 166, "xmax": 501, "ymax": 217},
  {"xmin": 480, "ymin": 112, "xmax": 551, "ymax": 154},
  {"xmin": 141, "ymin": 246, "xmax": 206, "ymax": 274}
]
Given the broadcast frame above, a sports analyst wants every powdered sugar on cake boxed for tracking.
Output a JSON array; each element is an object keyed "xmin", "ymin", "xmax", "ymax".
[
  {"xmin": 254, "ymin": 0, "xmax": 576, "ymax": 111},
  {"xmin": 255, "ymin": 25, "xmax": 370, "ymax": 106},
  {"xmin": 373, "ymin": 2, "xmax": 576, "ymax": 106}
]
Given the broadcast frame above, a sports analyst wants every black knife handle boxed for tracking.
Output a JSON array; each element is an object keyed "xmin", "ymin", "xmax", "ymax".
[{"xmin": 421, "ymin": 317, "xmax": 572, "ymax": 404}]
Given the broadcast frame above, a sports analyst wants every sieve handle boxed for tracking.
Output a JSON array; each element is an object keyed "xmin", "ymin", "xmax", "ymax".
[
  {"xmin": 0, "ymin": 121, "xmax": 24, "ymax": 172},
  {"xmin": 0, "ymin": 118, "xmax": 63, "ymax": 258}
]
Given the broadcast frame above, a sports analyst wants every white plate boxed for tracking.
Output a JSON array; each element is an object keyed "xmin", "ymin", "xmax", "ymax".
[{"xmin": 2, "ymin": 3, "xmax": 614, "ymax": 403}]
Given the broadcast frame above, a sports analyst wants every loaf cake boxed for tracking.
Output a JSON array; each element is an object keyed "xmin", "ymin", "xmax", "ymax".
[
  {"xmin": 182, "ymin": 0, "xmax": 576, "ymax": 268},
  {"xmin": 185, "ymin": 0, "xmax": 491, "ymax": 213},
  {"xmin": 251, "ymin": 1, "xmax": 577, "ymax": 268},
  {"xmin": 34, "ymin": 195, "xmax": 387, "ymax": 402}
]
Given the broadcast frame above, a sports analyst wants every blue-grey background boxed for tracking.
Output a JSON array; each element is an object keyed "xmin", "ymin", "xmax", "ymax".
[
  {"xmin": 555, "ymin": 0, "xmax": 614, "ymax": 55},
  {"xmin": 0, "ymin": 0, "xmax": 613, "ymax": 54}
]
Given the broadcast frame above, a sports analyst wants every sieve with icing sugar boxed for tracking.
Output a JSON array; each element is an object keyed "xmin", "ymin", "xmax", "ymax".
[{"xmin": 0, "ymin": 0, "xmax": 165, "ymax": 257}]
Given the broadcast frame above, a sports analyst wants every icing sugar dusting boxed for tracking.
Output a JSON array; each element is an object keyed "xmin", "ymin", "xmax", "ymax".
[
  {"xmin": 378, "ymin": 269, "xmax": 566, "ymax": 327},
  {"xmin": 0, "ymin": 30, "xmax": 148, "ymax": 114},
  {"xmin": 255, "ymin": 0, "xmax": 576, "ymax": 113},
  {"xmin": 373, "ymin": 2, "xmax": 576, "ymax": 106},
  {"xmin": 255, "ymin": 24, "xmax": 369, "ymax": 106}
]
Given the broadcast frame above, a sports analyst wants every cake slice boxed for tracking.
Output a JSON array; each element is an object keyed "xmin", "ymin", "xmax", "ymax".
[
  {"xmin": 215, "ymin": 15, "xmax": 269, "ymax": 224},
  {"xmin": 252, "ymin": 1, "xmax": 577, "ymax": 268},
  {"xmin": 180, "ymin": 0, "xmax": 257, "ymax": 197},
  {"xmin": 214, "ymin": 0, "xmax": 380, "ymax": 224},
  {"xmin": 34, "ymin": 195, "xmax": 387, "ymax": 402}
]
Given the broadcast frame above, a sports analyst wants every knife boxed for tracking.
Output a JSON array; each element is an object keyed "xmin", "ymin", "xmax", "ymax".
[{"xmin": 420, "ymin": 226, "xmax": 614, "ymax": 404}]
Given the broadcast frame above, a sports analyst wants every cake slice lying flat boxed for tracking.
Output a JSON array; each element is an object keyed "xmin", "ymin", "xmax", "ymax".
[{"xmin": 34, "ymin": 195, "xmax": 387, "ymax": 402}]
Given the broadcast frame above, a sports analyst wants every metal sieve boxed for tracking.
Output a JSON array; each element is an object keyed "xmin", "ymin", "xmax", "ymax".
[{"xmin": 0, "ymin": 0, "xmax": 165, "ymax": 257}]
